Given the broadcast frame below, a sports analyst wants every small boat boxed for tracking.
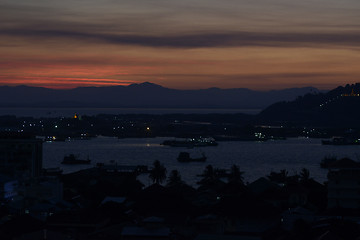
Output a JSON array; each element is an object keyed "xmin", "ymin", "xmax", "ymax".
[
  {"xmin": 177, "ymin": 152, "xmax": 206, "ymax": 162},
  {"xmin": 62, "ymin": 154, "xmax": 91, "ymax": 165},
  {"xmin": 162, "ymin": 137, "xmax": 218, "ymax": 147},
  {"xmin": 322, "ymin": 137, "xmax": 360, "ymax": 145}
]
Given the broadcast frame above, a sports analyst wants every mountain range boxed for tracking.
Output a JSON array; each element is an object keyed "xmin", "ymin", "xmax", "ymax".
[{"xmin": 0, "ymin": 82, "xmax": 320, "ymax": 109}]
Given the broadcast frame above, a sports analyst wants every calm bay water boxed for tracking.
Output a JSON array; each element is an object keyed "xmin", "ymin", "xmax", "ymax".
[
  {"xmin": 43, "ymin": 136, "xmax": 360, "ymax": 186},
  {"xmin": 0, "ymin": 107, "xmax": 260, "ymax": 117}
]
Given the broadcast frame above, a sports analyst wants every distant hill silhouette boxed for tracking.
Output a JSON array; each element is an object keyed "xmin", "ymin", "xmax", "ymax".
[
  {"xmin": 258, "ymin": 83, "xmax": 360, "ymax": 126},
  {"xmin": 0, "ymin": 82, "xmax": 319, "ymax": 109}
]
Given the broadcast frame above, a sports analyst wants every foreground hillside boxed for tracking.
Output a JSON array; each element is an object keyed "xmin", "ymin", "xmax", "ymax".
[{"xmin": 258, "ymin": 83, "xmax": 360, "ymax": 127}]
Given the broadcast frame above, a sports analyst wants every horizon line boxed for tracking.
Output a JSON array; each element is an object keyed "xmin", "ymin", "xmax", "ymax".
[{"xmin": 0, "ymin": 82, "xmax": 334, "ymax": 92}]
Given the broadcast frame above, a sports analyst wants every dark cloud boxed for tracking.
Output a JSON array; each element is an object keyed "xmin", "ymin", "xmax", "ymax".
[
  {"xmin": 1, "ymin": 28, "xmax": 360, "ymax": 49},
  {"xmin": 0, "ymin": 75, "xmax": 134, "ymax": 85}
]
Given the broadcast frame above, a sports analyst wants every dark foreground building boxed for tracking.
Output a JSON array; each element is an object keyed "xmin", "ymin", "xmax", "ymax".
[{"xmin": 0, "ymin": 134, "xmax": 42, "ymax": 178}]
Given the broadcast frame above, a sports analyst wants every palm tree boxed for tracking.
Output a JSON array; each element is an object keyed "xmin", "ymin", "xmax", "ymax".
[
  {"xmin": 280, "ymin": 169, "xmax": 288, "ymax": 180},
  {"xmin": 167, "ymin": 169, "xmax": 183, "ymax": 187},
  {"xmin": 149, "ymin": 160, "xmax": 167, "ymax": 184},
  {"xmin": 228, "ymin": 164, "xmax": 244, "ymax": 184},
  {"xmin": 203, "ymin": 164, "xmax": 216, "ymax": 181},
  {"xmin": 197, "ymin": 164, "xmax": 216, "ymax": 186},
  {"xmin": 299, "ymin": 168, "xmax": 310, "ymax": 182},
  {"xmin": 268, "ymin": 169, "xmax": 288, "ymax": 183}
]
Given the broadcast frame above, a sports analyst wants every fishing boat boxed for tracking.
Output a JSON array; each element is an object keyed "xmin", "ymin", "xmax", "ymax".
[{"xmin": 322, "ymin": 137, "xmax": 360, "ymax": 145}]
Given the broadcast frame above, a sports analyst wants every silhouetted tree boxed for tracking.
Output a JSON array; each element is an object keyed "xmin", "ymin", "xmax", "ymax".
[
  {"xmin": 202, "ymin": 164, "xmax": 216, "ymax": 181},
  {"xmin": 280, "ymin": 169, "xmax": 288, "ymax": 178},
  {"xmin": 228, "ymin": 164, "xmax": 244, "ymax": 184},
  {"xmin": 299, "ymin": 168, "xmax": 311, "ymax": 182},
  {"xmin": 267, "ymin": 169, "xmax": 288, "ymax": 183},
  {"xmin": 167, "ymin": 169, "xmax": 183, "ymax": 186},
  {"xmin": 197, "ymin": 164, "xmax": 217, "ymax": 186},
  {"xmin": 197, "ymin": 164, "xmax": 228, "ymax": 192},
  {"xmin": 149, "ymin": 160, "xmax": 167, "ymax": 184}
]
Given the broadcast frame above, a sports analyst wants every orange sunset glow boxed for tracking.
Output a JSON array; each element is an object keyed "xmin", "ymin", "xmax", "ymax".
[{"xmin": 1, "ymin": 0, "xmax": 360, "ymax": 90}]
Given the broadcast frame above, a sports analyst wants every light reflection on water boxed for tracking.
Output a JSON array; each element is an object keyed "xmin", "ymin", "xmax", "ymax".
[{"xmin": 43, "ymin": 136, "xmax": 360, "ymax": 186}]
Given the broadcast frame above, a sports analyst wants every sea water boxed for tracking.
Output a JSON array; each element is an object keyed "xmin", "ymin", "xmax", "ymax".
[{"xmin": 43, "ymin": 136, "xmax": 359, "ymax": 186}]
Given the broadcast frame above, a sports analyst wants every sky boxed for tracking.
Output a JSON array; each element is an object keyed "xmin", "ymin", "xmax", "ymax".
[{"xmin": 1, "ymin": 0, "xmax": 360, "ymax": 90}]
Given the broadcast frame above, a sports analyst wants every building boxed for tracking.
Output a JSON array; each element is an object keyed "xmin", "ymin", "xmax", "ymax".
[
  {"xmin": 0, "ymin": 134, "xmax": 43, "ymax": 178},
  {"xmin": 327, "ymin": 158, "xmax": 360, "ymax": 209},
  {"xmin": 24, "ymin": 177, "xmax": 63, "ymax": 203}
]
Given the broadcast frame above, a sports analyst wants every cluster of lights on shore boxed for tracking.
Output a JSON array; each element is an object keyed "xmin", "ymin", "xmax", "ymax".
[{"xmin": 319, "ymin": 90, "xmax": 360, "ymax": 108}]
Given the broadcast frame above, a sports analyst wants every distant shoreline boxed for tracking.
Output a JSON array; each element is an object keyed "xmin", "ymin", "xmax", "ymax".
[{"xmin": 0, "ymin": 107, "xmax": 262, "ymax": 118}]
